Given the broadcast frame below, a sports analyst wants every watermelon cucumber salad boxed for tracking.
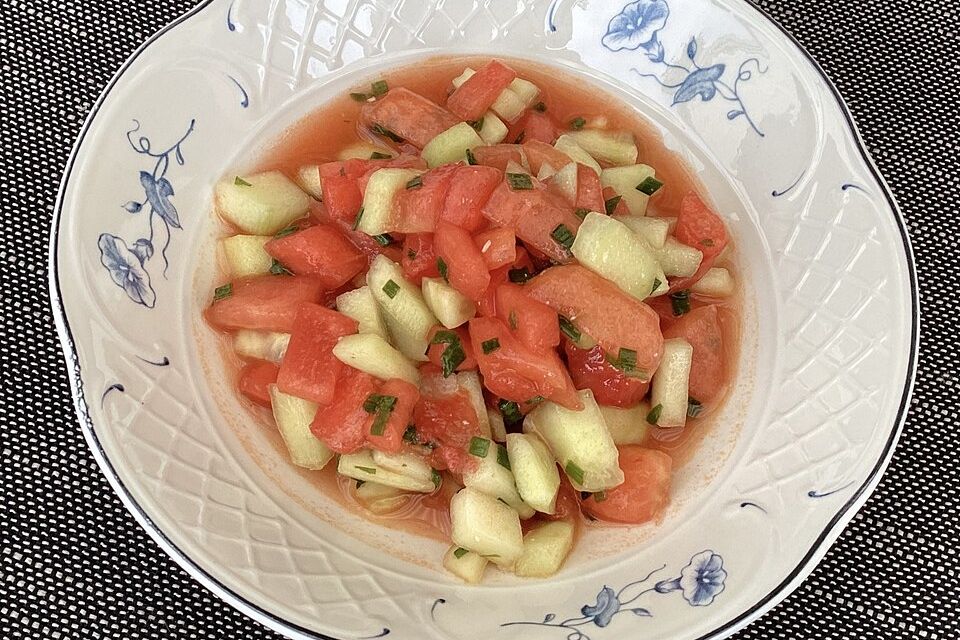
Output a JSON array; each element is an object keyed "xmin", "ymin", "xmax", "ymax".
[{"xmin": 206, "ymin": 59, "xmax": 738, "ymax": 583}]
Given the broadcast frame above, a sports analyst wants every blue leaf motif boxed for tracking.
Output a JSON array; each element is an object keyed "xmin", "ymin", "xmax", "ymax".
[
  {"xmin": 542, "ymin": 614, "xmax": 555, "ymax": 623},
  {"xmin": 727, "ymin": 110, "xmax": 745, "ymax": 120},
  {"xmin": 686, "ymin": 37, "xmax": 697, "ymax": 60},
  {"xmin": 122, "ymin": 200, "xmax": 143, "ymax": 213},
  {"xmin": 672, "ymin": 64, "xmax": 726, "ymax": 104},
  {"xmin": 98, "ymin": 233, "xmax": 156, "ymax": 308},
  {"xmin": 630, "ymin": 608, "xmax": 652, "ymax": 616},
  {"xmin": 139, "ymin": 171, "xmax": 182, "ymax": 229}
]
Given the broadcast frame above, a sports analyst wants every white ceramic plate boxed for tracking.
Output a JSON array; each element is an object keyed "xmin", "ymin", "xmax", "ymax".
[{"xmin": 50, "ymin": 0, "xmax": 917, "ymax": 638}]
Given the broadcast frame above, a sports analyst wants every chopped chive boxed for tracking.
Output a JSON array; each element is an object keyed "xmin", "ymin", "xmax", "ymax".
[
  {"xmin": 508, "ymin": 267, "xmax": 532, "ymax": 283},
  {"xmin": 670, "ymin": 290, "xmax": 691, "ymax": 316},
  {"xmin": 355, "ymin": 479, "xmax": 366, "ymax": 488},
  {"xmin": 274, "ymin": 224, "xmax": 298, "ymax": 239},
  {"xmin": 363, "ymin": 394, "xmax": 398, "ymax": 436},
  {"xmin": 369, "ymin": 151, "xmax": 392, "ymax": 160},
  {"xmin": 431, "ymin": 469, "xmax": 442, "ymax": 488},
  {"xmin": 431, "ymin": 330, "xmax": 465, "ymax": 377},
  {"xmin": 352, "ymin": 206, "xmax": 364, "ymax": 230},
  {"xmin": 617, "ymin": 348, "xmax": 637, "ymax": 371},
  {"xmin": 234, "ymin": 176, "xmax": 252, "ymax": 187},
  {"xmin": 356, "ymin": 466, "xmax": 377, "ymax": 474},
  {"xmin": 270, "ymin": 259, "xmax": 293, "ymax": 276},
  {"xmin": 508, "ymin": 310, "xmax": 519, "ymax": 330},
  {"xmin": 646, "ymin": 403, "xmax": 663, "ymax": 425},
  {"xmin": 370, "ymin": 79, "xmax": 388, "ymax": 96},
  {"xmin": 526, "ymin": 396, "xmax": 545, "ymax": 405},
  {"xmin": 700, "ymin": 238, "xmax": 715, "ymax": 247},
  {"xmin": 565, "ymin": 460, "xmax": 585, "ymax": 485},
  {"xmin": 468, "ymin": 118, "xmax": 484, "ymax": 132},
  {"xmin": 371, "ymin": 123, "xmax": 404, "ymax": 143},
  {"xmin": 453, "ymin": 547, "xmax": 469, "ymax": 559},
  {"xmin": 373, "ymin": 233, "xmax": 394, "ymax": 247},
  {"xmin": 687, "ymin": 397, "xmax": 704, "ymax": 418},
  {"xmin": 551, "ymin": 224, "xmax": 575, "ymax": 251},
  {"xmin": 436, "ymin": 257, "xmax": 449, "ymax": 282},
  {"xmin": 382, "ymin": 279, "xmax": 401, "ymax": 299},
  {"xmin": 558, "ymin": 316, "xmax": 581, "ymax": 342},
  {"xmin": 533, "ymin": 101, "xmax": 547, "ymax": 112},
  {"xmin": 402, "ymin": 425, "xmax": 420, "ymax": 444},
  {"xmin": 466, "ymin": 148, "xmax": 477, "ymax": 165},
  {"xmin": 514, "ymin": 131, "xmax": 526, "ymax": 144},
  {"xmin": 498, "ymin": 399, "xmax": 523, "ymax": 427},
  {"xmin": 651, "ymin": 277, "xmax": 663, "ymax": 295},
  {"xmin": 406, "ymin": 248, "xmax": 417, "ymax": 260},
  {"xmin": 481, "ymin": 338, "xmax": 500, "ymax": 354},
  {"xmin": 213, "ymin": 283, "xmax": 233, "ymax": 302},
  {"xmin": 496, "ymin": 444, "xmax": 511, "ymax": 470},
  {"xmin": 570, "ymin": 116, "xmax": 586, "ymax": 130},
  {"xmin": 636, "ymin": 176, "xmax": 663, "ymax": 195},
  {"xmin": 506, "ymin": 172, "xmax": 533, "ymax": 191},
  {"xmin": 574, "ymin": 207, "xmax": 590, "ymax": 220},
  {"xmin": 604, "ymin": 195, "xmax": 622, "ymax": 215},
  {"xmin": 405, "ymin": 175, "xmax": 423, "ymax": 190},
  {"xmin": 469, "ymin": 437, "xmax": 491, "ymax": 458},
  {"xmin": 593, "ymin": 490, "xmax": 607, "ymax": 502},
  {"xmin": 350, "ymin": 92, "xmax": 369, "ymax": 102}
]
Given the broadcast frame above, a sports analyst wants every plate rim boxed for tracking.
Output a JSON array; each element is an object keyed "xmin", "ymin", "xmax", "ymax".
[{"xmin": 46, "ymin": 1, "xmax": 920, "ymax": 639}]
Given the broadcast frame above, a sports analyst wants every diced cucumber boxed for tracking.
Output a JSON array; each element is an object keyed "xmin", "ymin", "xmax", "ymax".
[
  {"xmin": 614, "ymin": 215, "xmax": 671, "ymax": 248},
  {"xmin": 367, "ymin": 255, "xmax": 438, "ymax": 361},
  {"xmin": 451, "ymin": 68, "xmax": 475, "ymax": 88},
  {"xmin": 358, "ymin": 168, "xmax": 421, "ymax": 235},
  {"xmin": 490, "ymin": 88, "xmax": 527, "ymax": 123},
  {"xmin": 269, "ymin": 385, "xmax": 333, "ymax": 470},
  {"xmin": 506, "ymin": 433, "xmax": 560, "ymax": 514},
  {"xmin": 508, "ymin": 77, "xmax": 540, "ymax": 106},
  {"xmin": 599, "ymin": 404, "xmax": 651, "ymax": 445},
  {"xmin": 372, "ymin": 450, "xmax": 436, "ymax": 486},
  {"xmin": 332, "ymin": 333, "xmax": 420, "ymax": 385},
  {"xmin": 233, "ymin": 330, "xmax": 290, "ymax": 362},
  {"xmin": 220, "ymin": 234, "xmax": 274, "ymax": 277},
  {"xmin": 550, "ymin": 162, "xmax": 578, "ymax": 203},
  {"xmin": 656, "ymin": 237, "xmax": 703, "ymax": 278},
  {"xmin": 215, "ymin": 171, "xmax": 311, "ymax": 235},
  {"xmin": 422, "ymin": 122, "xmax": 484, "ymax": 168},
  {"xmin": 295, "ymin": 165, "xmax": 323, "ymax": 200},
  {"xmin": 421, "ymin": 277, "xmax": 476, "ymax": 329},
  {"xmin": 571, "ymin": 212, "xmax": 661, "ymax": 301},
  {"xmin": 488, "ymin": 408, "xmax": 507, "ymax": 442},
  {"xmin": 477, "ymin": 111, "xmax": 509, "ymax": 145},
  {"xmin": 536, "ymin": 162, "xmax": 558, "ymax": 181},
  {"xmin": 566, "ymin": 130, "xmax": 638, "ymax": 166},
  {"xmin": 336, "ymin": 286, "xmax": 389, "ymax": 340},
  {"xmin": 450, "ymin": 487, "xmax": 524, "ymax": 566},
  {"xmin": 513, "ymin": 520, "xmax": 575, "ymax": 578},
  {"xmin": 338, "ymin": 450, "xmax": 436, "ymax": 492},
  {"xmin": 337, "ymin": 141, "xmax": 395, "ymax": 161},
  {"xmin": 650, "ymin": 337, "xmax": 693, "ymax": 427},
  {"xmin": 600, "ymin": 164, "xmax": 656, "ymax": 215},
  {"xmin": 354, "ymin": 481, "xmax": 411, "ymax": 515},
  {"xmin": 690, "ymin": 267, "xmax": 735, "ymax": 297},
  {"xmin": 523, "ymin": 389, "xmax": 623, "ymax": 492},
  {"xmin": 462, "ymin": 440, "xmax": 535, "ymax": 519},
  {"xmin": 443, "ymin": 545, "xmax": 489, "ymax": 584},
  {"xmin": 554, "ymin": 135, "xmax": 602, "ymax": 175},
  {"xmin": 458, "ymin": 372, "xmax": 492, "ymax": 439}
]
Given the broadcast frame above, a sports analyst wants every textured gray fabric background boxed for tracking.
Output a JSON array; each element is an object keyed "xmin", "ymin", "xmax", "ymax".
[{"xmin": 1, "ymin": 1, "xmax": 954, "ymax": 638}]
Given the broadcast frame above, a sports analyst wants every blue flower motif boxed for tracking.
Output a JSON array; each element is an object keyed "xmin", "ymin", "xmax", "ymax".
[
  {"xmin": 581, "ymin": 586, "xmax": 620, "ymax": 627},
  {"xmin": 98, "ymin": 233, "xmax": 156, "ymax": 308},
  {"xmin": 672, "ymin": 64, "xmax": 726, "ymax": 104},
  {"xmin": 602, "ymin": 0, "xmax": 669, "ymax": 52},
  {"xmin": 655, "ymin": 550, "xmax": 727, "ymax": 606}
]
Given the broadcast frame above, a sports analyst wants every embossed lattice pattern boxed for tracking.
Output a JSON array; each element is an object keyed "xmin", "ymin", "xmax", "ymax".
[{"xmin": 0, "ymin": 1, "xmax": 955, "ymax": 640}]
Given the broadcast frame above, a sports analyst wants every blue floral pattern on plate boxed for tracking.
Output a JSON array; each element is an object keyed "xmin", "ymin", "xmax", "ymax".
[
  {"xmin": 603, "ymin": 0, "xmax": 766, "ymax": 136},
  {"xmin": 98, "ymin": 119, "xmax": 195, "ymax": 307},
  {"xmin": 502, "ymin": 550, "xmax": 726, "ymax": 639}
]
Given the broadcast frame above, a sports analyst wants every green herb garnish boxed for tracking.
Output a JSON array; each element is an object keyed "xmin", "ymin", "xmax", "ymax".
[
  {"xmin": 431, "ymin": 330, "xmax": 466, "ymax": 377},
  {"xmin": 574, "ymin": 207, "xmax": 590, "ymax": 220},
  {"xmin": 370, "ymin": 79, "xmax": 389, "ymax": 96},
  {"xmin": 506, "ymin": 172, "xmax": 533, "ymax": 191},
  {"xmin": 533, "ymin": 101, "xmax": 547, "ymax": 112},
  {"xmin": 469, "ymin": 437, "xmax": 491, "ymax": 458},
  {"xmin": 352, "ymin": 206, "xmax": 364, "ymax": 230},
  {"xmin": 402, "ymin": 425, "xmax": 420, "ymax": 444},
  {"xmin": 496, "ymin": 444, "xmax": 511, "ymax": 470},
  {"xmin": 369, "ymin": 151, "xmax": 392, "ymax": 160},
  {"xmin": 636, "ymin": 176, "xmax": 663, "ymax": 195},
  {"xmin": 498, "ymin": 399, "xmax": 523, "ymax": 427},
  {"xmin": 646, "ymin": 403, "xmax": 663, "ymax": 425},
  {"xmin": 481, "ymin": 338, "xmax": 501, "ymax": 354},
  {"xmin": 371, "ymin": 123, "xmax": 404, "ymax": 143},
  {"xmin": 558, "ymin": 316, "xmax": 581, "ymax": 342},
  {"xmin": 551, "ymin": 224, "xmax": 575, "ymax": 251},
  {"xmin": 670, "ymin": 290, "xmax": 691, "ymax": 316},
  {"xmin": 466, "ymin": 148, "xmax": 477, "ymax": 165},
  {"xmin": 651, "ymin": 277, "xmax": 663, "ymax": 295},
  {"xmin": 350, "ymin": 92, "xmax": 369, "ymax": 102},
  {"xmin": 363, "ymin": 393, "xmax": 398, "ymax": 436},
  {"xmin": 373, "ymin": 233, "xmax": 394, "ymax": 247},
  {"xmin": 382, "ymin": 279, "xmax": 401, "ymax": 299},
  {"xmin": 687, "ymin": 397, "xmax": 704, "ymax": 418},
  {"xmin": 356, "ymin": 466, "xmax": 377, "ymax": 474},
  {"xmin": 508, "ymin": 267, "xmax": 532, "ymax": 283},
  {"xmin": 468, "ymin": 118, "xmax": 484, "ymax": 132},
  {"xmin": 453, "ymin": 547, "xmax": 469, "ymax": 559},
  {"xmin": 431, "ymin": 469, "xmax": 442, "ymax": 488},
  {"xmin": 274, "ymin": 225, "xmax": 298, "ymax": 239},
  {"xmin": 234, "ymin": 176, "xmax": 252, "ymax": 187},
  {"xmin": 604, "ymin": 195, "xmax": 622, "ymax": 215},
  {"xmin": 593, "ymin": 490, "xmax": 607, "ymax": 502},
  {"xmin": 570, "ymin": 117, "xmax": 586, "ymax": 130},
  {"xmin": 436, "ymin": 257, "xmax": 449, "ymax": 282},
  {"xmin": 270, "ymin": 259, "xmax": 293, "ymax": 276},
  {"xmin": 213, "ymin": 283, "xmax": 233, "ymax": 302},
  {"xmin": 405, "ymin": 175, "xmax": 423, "ymax": 190},
  {"xmin": 565, "ymin": 460, "xmax": 585, "ymax": 485}
]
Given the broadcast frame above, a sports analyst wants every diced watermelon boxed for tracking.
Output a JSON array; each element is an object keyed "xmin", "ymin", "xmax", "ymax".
[
  {"xmin": 576, "ymin": 163, "xmax": 606, "ymax": 214},
  {"xmin": 237, "ymin": 360, "xmax": 279, "ymax": 408},
  {"xmin": 473, "ymin": 144, "xmax": 525, "ymax": 172},
  {"xmin": 366, "ymin": 378, "xmax": 420, "ymax": 454},
  {"xmin": 401, "ymin": 233, "xmax": 442, "ymax": 284},
  {"xmin": 522, "ymin": 140, "xmax": 572, "ymax": 174},
  {"xmin": 474, "ymin": 227, "xmax": 517, "ymax": 270},
  {"xmin": 670, "ymin": 192, "xmax": 729, "ymax": 291},
  {"xmin": 446, "ymin": 60, "xmax": 518, "ymax": 121},
  {"xmin": 310, "ymin": 366, "xmax": 378, "ymax": 454},
  {"xmin": 205, "ymin": 275, "xmax": 327, "ymax": 332},
  {"xmin": 476, "ymin": 247, "xmax": 534, "ymax": 317},
  {"xmin": 601, "ymin": 186, "xmax": 630, "ymax": 216},
  {"xmin": 319, "ymin": 155, "xmax": 425, "ymax": 224},
  {"xmin": 276, "ymin": 303, "xmax": 358, "ymax": 404},
  {"xmin": 413, "ymin": 369, "xmax": 483, "ymax": 473},
  {"xmin": 439, "ymin": 165, "xmax": 502, "ymax": 232},
  {"xmin": 662, "ymin": 304, "xmax": 726, "ymax": 405},
  {"xmin": 433, "ymin": 221, "xmax": 491, "ymax": 300},
  {"xmin": 361, "ymin": 88, "xmax": 460, "ymax": 148},
  {"xmin": 516, "ymin": 111, "xmax": 559, "ymax": 145},
  {"xmin": 564, "ymin": 341, "xmax": 650, "ymax": 407},
  {"xmin": 495, "ymin": 283, "xmax": 560, "ymax": 352},
  {"xmin": 393, "ymin": 164, "xmax": 457, "ymax": 233},
  {"xmin": 468, "ymin": 316, "xmax": 581, "ymax": 410},
  {"xmin": 265, "ymin": 223, "xmax": 367, "ymax": 288}
]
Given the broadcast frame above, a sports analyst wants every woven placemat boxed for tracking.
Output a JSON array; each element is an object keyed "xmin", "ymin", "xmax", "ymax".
[{"xmin": 1, "ymin": 1, "xmax": 954, "ymax": 638}]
